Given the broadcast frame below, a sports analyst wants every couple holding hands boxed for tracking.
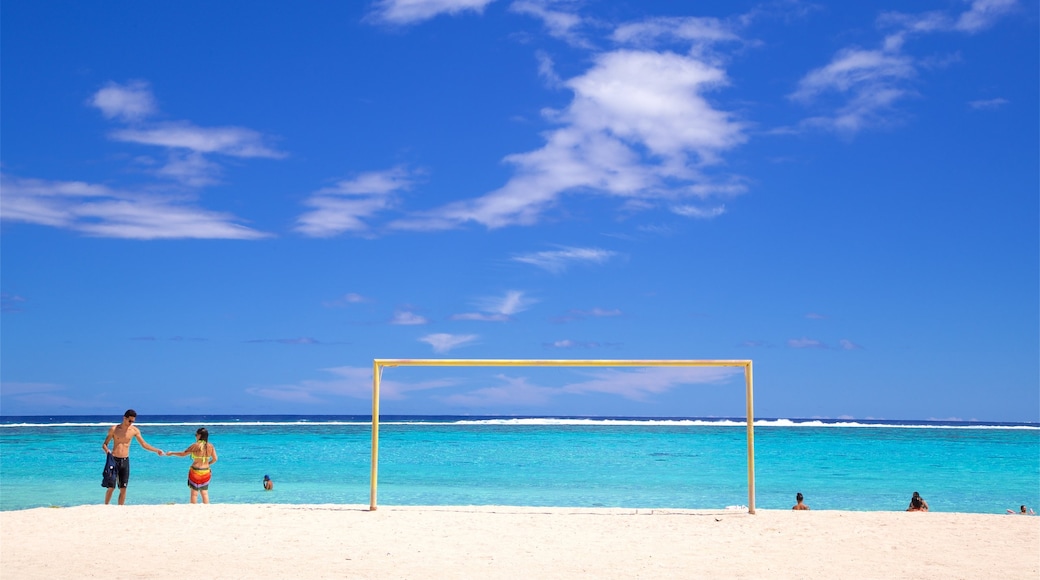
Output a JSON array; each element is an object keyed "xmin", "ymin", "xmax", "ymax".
[{"xmin": 101, "ymin": 409, "xmax": 217, "ymax": 505}]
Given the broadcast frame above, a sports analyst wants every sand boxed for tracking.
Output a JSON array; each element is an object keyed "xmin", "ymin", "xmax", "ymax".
[{"xmin": 2, "ymin": 504, "xmax": 1038, "ymax": 579}]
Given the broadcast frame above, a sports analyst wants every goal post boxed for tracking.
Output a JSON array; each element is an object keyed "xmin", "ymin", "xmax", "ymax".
[{"xmin": 370, "ymin": 359, "xmax": 756, "ymax": 513}]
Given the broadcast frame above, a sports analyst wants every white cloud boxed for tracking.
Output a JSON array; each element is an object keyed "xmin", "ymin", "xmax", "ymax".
[
  {"xmin": 955, "ymin": 0, "xmax": 1018, "ymax": 33},
  {"xmin": 323, "ymin": 293, "xmax": 369, "ymax": 307},
  {"xmin": 295, "ymin": 167, "xmax": 415, "ymax": 237},
  {"xmin": 111, "ymin": 123, "xmax": 284, "ymax": 158},
  {"xmin": 1, "ymin": 293, "xmax": 27, "ymax": 313},
  {"xmin": 969, "ymin": 97, "xmax": 1009, "ymax": 109},
  {"xmin": 792, "ymin": 49, "xmax": 915, "ymax": 102},
  {"xmin": 535, "ymin": 50, "xmax": 562, "ymax": 88},
  {"xmin": 87, "ymin": 81, "xmax": 285, "ymax": 191},
  {"xmin": 452, "ymin": 290, "xmax": 535, "ymax": 321},
  {"xmin": 440, "ymin": 367, "xmax": 737, "ymax": 407},
  {"xmin": 391, "ymin": 311, "xmax": 429, "ymax": 325},
  {"xmin": 441, "ymin": 375, "xmax": 557, "ymax": 406},
  {"xmin": 0, "ymin": 382, "xmax": 66, "ymax": 396},
  {"xmin": 368, "ymin": 0, "xmax": 496, "ymax": 24},
  {"xmin": 794, "ymin": 1, "xmax": 1017, "ymax": 134},
  {"xmin": 0, "ymin": 174, "xmax": 270, "ymax": 240},
  {"xmin": 510, "ymin": 1, "xmax": 589, "ymax": 47},
  {"xmin": 420, "ymin": 333, "xmax": 479, "ymax": 353},
  {"xmin": 560, "ymin": 367, "xmax": 739, "ymax": 401},
  {"xmin": 791, "ymin": 47, "xmax": 916, "ymax": 134},
  {"xmin": 90, "ymin": 81, "xmax": 157, "ymax": 122},
  {"xmin": 839, "ymin": 339, "xmax": 863, "ymax": 350},
  {"xmin": 246, "ymin": 365, "xmax": 456, "ymax": 403},
  {"xmin": 671, "ymin": 204, "xmax": 725, "ymax": 219},
  {"xmin": 612, "ymin": 16, "xmax": 739, "ymax": 51},
  {"xmin": 513, "ymin": 246, "xmax": 616, "ymax": 273},
  {"xmin": 788, "ymin": 337, "xmax": 827, "ymax": 349},
  {"xmin": 391, "ymin": 48, "xmax": 745, "ymax": 230},
  {"xmin": 155, "ymin": 152, "xmax": 222, "ymax": 187}
]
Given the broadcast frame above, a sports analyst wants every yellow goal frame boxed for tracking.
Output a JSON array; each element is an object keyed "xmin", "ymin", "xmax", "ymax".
[{"xmin": 370, "ymin": 359, "xmax": 755, "ymax": 513}]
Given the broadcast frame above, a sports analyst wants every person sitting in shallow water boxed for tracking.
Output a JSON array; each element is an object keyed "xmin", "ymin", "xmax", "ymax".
[
  {"xmin": 1007, "ymin": 505, "xmax": 1035, "ymax": 515},
  {"xmin": 792, "ymin": 492, "xmax": 810, "ymax": 510},
  {"xmin": 263, "ymin": 474, "xmax": 273, "ymax": 491},
  {"xmin": 907, "ymin": 491, "xmax": 928, "ymax": 512}
]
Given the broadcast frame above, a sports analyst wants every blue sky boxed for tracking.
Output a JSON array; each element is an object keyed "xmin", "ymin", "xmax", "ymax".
[{"xmin": 1, "ymin": 0, "xmax": 1036, "ymax": 422}]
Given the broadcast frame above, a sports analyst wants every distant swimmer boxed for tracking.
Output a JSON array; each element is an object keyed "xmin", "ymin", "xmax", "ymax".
[
  {"xmin": 101, "ymin": 409, "xmax": 165, "ymax": 505},
  {"xmin": 907, "ymin": 491, "xmax": 929, "ymax": 512},
  {"xmin": 792, "ymin": 492, "xmax": 810, "ymax": 510},
  {"xmin": 263, "ymin": 474, "xmax": 274, "ymax": 491},
  {"xmin": 1007, "ymin": 505, "xmax": 1035, "ymax": 515}
]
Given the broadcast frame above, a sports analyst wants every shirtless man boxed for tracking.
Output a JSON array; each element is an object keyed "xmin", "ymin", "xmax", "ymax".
[{"xmin": 101, "ymin": 409, "xmax": 164, "ymax": 505}]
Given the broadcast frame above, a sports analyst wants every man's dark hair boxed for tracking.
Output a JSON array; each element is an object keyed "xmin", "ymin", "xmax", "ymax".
[
  {"xmin": 124, "ymin": 409, "xmax": 137, "ymax": 418},
  {"xmin": 796, "ymin": 493, "xmax": 804, "ymax": 502}
]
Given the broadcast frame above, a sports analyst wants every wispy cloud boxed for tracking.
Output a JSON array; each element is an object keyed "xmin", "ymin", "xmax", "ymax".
[
  {"xmin": 969, "ymin": 97, "xmax": 1009, "ymax": 110},
  {"xmin": 420, "ymin": 333, "xmax": 479, "ymax": 353},
  {"xmin": 954, "ymin": 0, "xmax": 1019, "ymax": 33},
  {"xmin": 513, "ymin": 246, "xmax": 616, "ymax": 273},
  {"xmin": 322, "ymin": 293, "xmax": 369, "ymax": 307},
  {"xmin": 132, "ymin": 336, "xmax": 206, "ymax": 342},
  {"xmin": 249, "ymin": 365, "xmax": 739, "ymax": 408},
  {"xmin": 0, "ymin": 381, "xmax": 113, "ymax": 410},
  {"xmin": 543, "ymin": 339, "xmax": 614, "ymax": 349},
  {"xmin": 838, "ymin": 338, "xmax": 863, "ymax": 350},
  {"xmin": 441, "ymin": 375, "xmax": 557, "ymax": 407},
  {"xmin": 367, "ymin": 0, "xmax": 496, "ymax": 25},
  {"xmin": 89, "ymin": 81, "xmax": 285, "ymax": 188},
  {"xmin": 0, "ymin": 382, "xmax": 66, "ymax": 396},
  {"xmin": 510, "ymin": 0, "xmax": 590, "ymax": 47},
  {"xmin": 790, "ymin": 47, "xmax": 916, "ymax": 134},
  {"xmin": 442, "ymin": 367, "xmax": 737, "ymax": 407},
  {"xmin": 111, "ymin": 123, "xmax": 284, "ymax": 159},
  {"xmin": 788, "ymin": 337, "xmax": 827, "ymax": 349},
  {"xmin": 390, "ymin": 30, "xmax": 747, "ymax": 231},
  {"xmin": 1, "ymin": 293, "xmax": 26, "ymax": 313},
  {"xmin": 452, "ymin": 290, "xmax": 535, "ymax": 322},
  {"xmin": 791, "ymin": 0, "xmax": 1018, "ymax": 134},
  {"xmin": 671, "ymin": 204, "xmax": 726, "ymax": 219},
  {"xmin": 3, "ymin": 81, "xmax": 285, "ymax": 239},
  {"xmin": 246, "ymin": 365, "xmax": 456, "ymax": 403},
  {"xmin": 246, "ymin": 337, "xmax": 324, "ymax": 345},
  {"xmin": 391, "ymin": 311, "xmax": 429, "ymax": 325},
  {"xmin": 0, "ymin": 174, "xmax": 270, "ymax": 240},
  {"xmin": 551, "ymin": 307, "xmax": 622, "ymax": 323},
  {"xmin": 560, "ymin": 367, "xmax": 740, "ymax": 401},
  {"xmin": 611, "ymin": 15, "xmax": 740, "ymax": 52},
  {"xmin": 295, "ymin": 167, "xmax": 416, "ymax": 237}
]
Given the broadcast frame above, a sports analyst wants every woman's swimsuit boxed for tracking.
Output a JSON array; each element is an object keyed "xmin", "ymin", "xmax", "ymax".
[{"xmin": 187, "ymin": 444, "xmax": 211, "ymax": 491}]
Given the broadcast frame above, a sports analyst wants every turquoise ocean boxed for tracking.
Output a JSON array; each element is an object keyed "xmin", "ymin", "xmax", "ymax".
[{"xmin": 1, "ymin": 415, "xmax": 1037, "ymax": 514}]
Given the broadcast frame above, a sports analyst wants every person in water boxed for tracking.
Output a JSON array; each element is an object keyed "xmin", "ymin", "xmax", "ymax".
[
  {"xmin": 1007, "ymin": 505, "xmax": 1035, "ymax": 515},
  {"xmin": 907, "ymin": 491, "xmax": 929, "ymax": 512},
  {"xmin": 792, "ymin": 492, "xmax": 810, "ymax": 510},
  {"xmin": 167, "ymin": 427, "xmax": 218, "ymax": 504},
  {"xmin": 263, "ymin": 475, "xmax": 274, "ymax": 491},
  {"xmin": 101, "ymin": 409, "xmax": 164, "ymax": 505}
]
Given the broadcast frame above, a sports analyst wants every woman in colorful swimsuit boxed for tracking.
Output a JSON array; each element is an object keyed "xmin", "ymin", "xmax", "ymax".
[{"xmin": 168, "ymin": 427, "xmax": 218, "ymax": 504}]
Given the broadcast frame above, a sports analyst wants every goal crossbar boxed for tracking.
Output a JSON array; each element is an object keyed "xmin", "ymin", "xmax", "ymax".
[{"xmin": 370, "ymin": 358, "xmax": 756, "ymax": 513}]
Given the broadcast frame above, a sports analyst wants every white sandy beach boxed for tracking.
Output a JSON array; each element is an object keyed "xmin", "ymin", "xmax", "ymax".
[{"xmin": 2, "ymin": 504, "xmax": 1038, "ymax": 579}]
